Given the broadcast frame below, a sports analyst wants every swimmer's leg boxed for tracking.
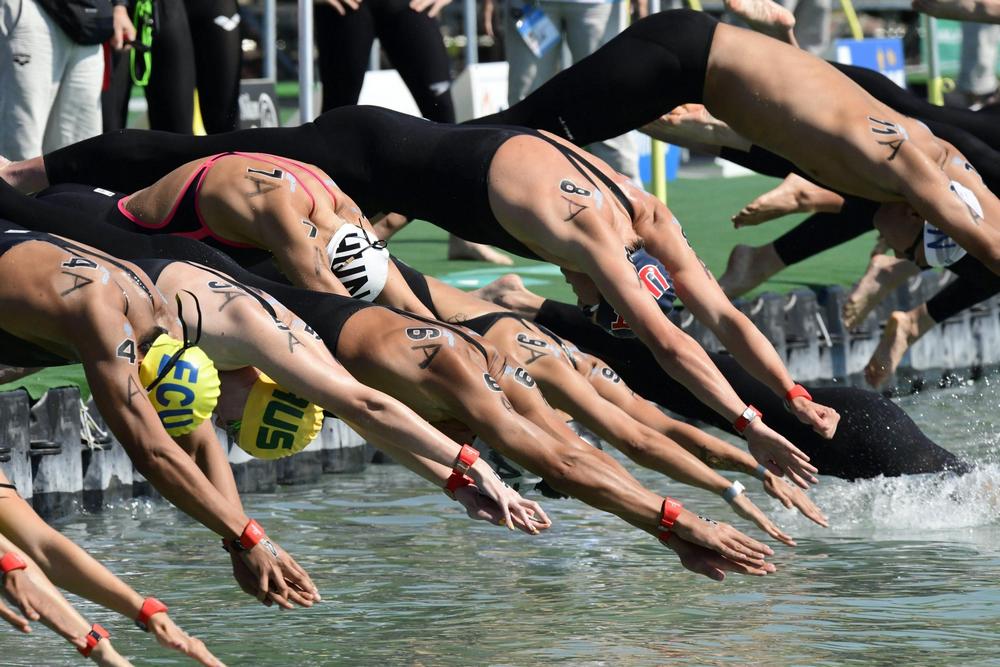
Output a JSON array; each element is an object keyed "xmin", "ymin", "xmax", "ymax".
[
  {"xmin": 843, "ymin": 251, "xmax": 921, "ymax": 329},
  {"xmin": 732, "ymin": 173, "xmax": 845, "ymax": 228}
]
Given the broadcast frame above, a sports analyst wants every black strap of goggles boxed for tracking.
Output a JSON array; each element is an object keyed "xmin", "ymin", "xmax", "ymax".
[{"xmin": 144, "ymin": 290, "xmax": 203, "ymax": 392}]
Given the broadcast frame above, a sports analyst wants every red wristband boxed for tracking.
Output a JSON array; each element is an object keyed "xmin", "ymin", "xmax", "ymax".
[
  {"xmin": 135, "ymin": 596, "xmax": 169, "ymax": 632},
  {"xmin": 0, "ymin": 552, "xmax": 27, "ymax": 577},
  {"xmin": 228, "ymin": 519, "xmax": 266, "ymax": 552},
  {"xmin": 733, "ymin": 405, "xmax": 762, "ymax": 434},
  {"xmin": 78, "ymin": 623, "xmax": 110, "ymax": 657},
  {"xmin": 443, "ymin": 471, "xmax": 474, "ymax": 499},
  {"xmin": 784, "ymin": 383, "xmax": 812, "ymax": 403},
  {"xmin": 453, "ymin": 444, "xmax": 479, "ymax": 475},
  {"xmin": 657, "ymin": 497, "xmax": 683, "ymax": 542}
]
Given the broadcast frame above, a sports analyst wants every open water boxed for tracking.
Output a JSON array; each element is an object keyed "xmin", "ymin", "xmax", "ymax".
[{"xmin": 2, "ymin": 380, "xmax": 1000, "ymax": 666}]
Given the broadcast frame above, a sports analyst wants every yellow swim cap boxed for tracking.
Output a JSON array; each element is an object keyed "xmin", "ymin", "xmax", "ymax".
[
  {"xmin": 138, "ymin": 334, "xmax": 221, "ymax": 437},
  {"xmin": 232, "ymin": 373, "xmax": 324, "ymax": 459}
]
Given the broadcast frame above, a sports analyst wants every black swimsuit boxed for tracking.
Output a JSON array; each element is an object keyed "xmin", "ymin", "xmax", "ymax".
[{"xmin": 38, "ymin": 182, "xmax": 272, "ymax": 268}]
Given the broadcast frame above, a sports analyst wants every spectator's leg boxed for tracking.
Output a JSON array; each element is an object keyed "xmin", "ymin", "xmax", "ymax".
[
  {"xmin": 506, "ymin": 0, "xmax": 564, "ymax": 104},
  {"xmin": 101, "ymin": 45, "xmax": 132, "ymax": 131},
  {"xmin": 786, "ymin": 0, "xmax": 831, "ymax": 55},
  {"xmin": 0, "ymin": 0, "xmax": 58, "ymax": 160},
  {"xmin": 184, "ymin": 0, "xmax": 242, "ymax": 133},
  {"xmin": 144, "ymin": 0, "xmax": 196, "ymax": 133},
  {"xmin": 959, "ymin": 22, "xmax": 1000, "ymax": 106},
  {"xmin": 563, "ymin": 1, "xmax": 638, "ymax": 180},
  {"xmin": 43, "ymin": 40, "xmax": 101, "ymax": 153},
  {"xmin": 374, "ymin": 0, "xmax": 456, "ymax": 122},
  {"xmin": 314, "ymin": 1, "xmax": 376, "ymax": 113}
]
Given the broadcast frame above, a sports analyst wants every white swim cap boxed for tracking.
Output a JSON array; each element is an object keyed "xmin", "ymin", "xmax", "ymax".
[{"xmin": 326, "ymin": 224, "xmax": 390, "ymax": 302}]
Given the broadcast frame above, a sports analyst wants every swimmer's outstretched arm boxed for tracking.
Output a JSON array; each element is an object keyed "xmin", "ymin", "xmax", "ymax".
[
  {"xmin": 0, "ymin": 531, "xmax": 95, "ymax": 653},
  {"xmin": 567, "ymin": 231, "xmax": 819, "ymax": 488},
  {"xmin": 0, "ymin": 480, "xmax": 224, "ymax": 666},
  {"xmin": 541, "ymin": 351, "xmax": 801, "ymax": 544},
  {"xmin": 489, "ymin": 319, "xmax": 799, "ymax": 543},
  {"xmin": 167, "ymin": 267, "xmax": 541, "ymax": 531},
  {"xmin": 72, "ymin": 306, "xmax": 307, "ymax": 611},
  {"xmin": 579, "ymin": 358, "xmax": 829, "ymax": 529},
  {"xmin": 634, "ymin": 197, "xmax": 841, "ymax": 439}
]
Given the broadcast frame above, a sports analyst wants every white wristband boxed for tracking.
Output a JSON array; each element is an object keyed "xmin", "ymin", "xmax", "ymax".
[
  {"xmin": 752, "ymin": 464, "xmax": 768, "ymax": 481},
  {"xmin": 721, "ymin": 481, "xmax": 746, "ymax": 504}
]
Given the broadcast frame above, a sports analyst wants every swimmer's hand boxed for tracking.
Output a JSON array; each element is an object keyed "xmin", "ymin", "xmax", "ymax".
[
  {"xmin": 233, "ymin": 540, "xmax": 321, "ymax": 610},
  {"xmin": 2, "ymin": 568, "xmax": 87, "ymax": 649},
  {"xmin": 453, "ymin": 485, "xmax": 552, "ymax": 535},
  {"xmin": 728, "ymin": 494, "xmax": 797, "ymax": 547},
  {"xmin": 88, "ymin": 639, "xmax": 133, "ymax": 667},
  {"xmin": 409, "ymin": 0, "xmax": 452, "ymax": 18},
  {"xmin": 671, "ymin": 509, "xmax": 775, "ymax": 570},
  {"xmin": 763, "ymin": 473, "xmax": 829, "ymax": 528},
  {"xmin": 744, "ymin": 420, "xmax": 818, "ymax": 488},
  {"xmin": 146, "ymin": 613, "xmax": 226, "ymax": 667},
  {"xmin": 660, "ymin": 533, "xmax": 774, "ymax": 581},
  {"xmin": 321, "ymin": 0, "xmax": 361, "ymax": 15},
  {"xmin": 111, "ymin": 5, "xmax": 136, "ymax": 51},
  {"xmin": 0, "ymin": 598, "xmax": 30, "ymax": 634},
  {"xmin": 787, "ymin": 397, "xmax": 840, "ymax": 439},
  {"xmin": 466, "ymin": 460, "xmax": 542, "ymax": 532}
]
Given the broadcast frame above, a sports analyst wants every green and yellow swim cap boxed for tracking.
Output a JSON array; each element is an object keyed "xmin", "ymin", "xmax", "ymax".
[
  {"xmin": 232, "ymin": 373, "xmax": 324, "ymax": 459},
  {"xmin": 139, "ymin": 334, "xmax": 221, "ymax": 437}
]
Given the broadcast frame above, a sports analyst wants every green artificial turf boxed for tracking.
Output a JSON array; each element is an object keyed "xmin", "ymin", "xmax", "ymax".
[{"xmin": 3, "ymin": 173, "xmax": 879, "ymax": 398}]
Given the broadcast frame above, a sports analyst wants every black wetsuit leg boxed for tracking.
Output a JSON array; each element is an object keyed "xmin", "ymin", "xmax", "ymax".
[
  {"xmin": 771, "ymin": 198, "xmax": 879, "ymax": 267},
  {"xmin": 184, "ymin": 0, "xmax": 242, "ymax": 133},
  {"xmin": 925, "ymin": 274, "xmax": 998, "ymax": 323},
  {"xmin": 923, "ymin": 254, "xmax": 1000, "ymax": 324},
  {"xmin": 44, "ymin": 124, "xmax": 329, "ymax": 193},
  {"xmin": 532, "ymin": 298, "xmax": 969, "ymax": 479},
  {"xmin": 470, "ymin": 9, "xmax": 717, "ymax": 146}
]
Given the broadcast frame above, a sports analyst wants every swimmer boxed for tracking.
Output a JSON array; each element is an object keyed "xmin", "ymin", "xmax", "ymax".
[
  {"xmin": 0, "ymin": 473, "xmax": 222, "ymax": 666},
  {"xmin": 104, "ymin": 152, "xmax": 434, "ymax": 316},
  {"xmin": 390, "ymin": 259, "xmax": 829, "ymax": 540},
  {"xmin": 9, "ymin": 190, "xmax": 780, "ymax": 581},
  {"xmin": 3, "ymin": 113, "xmax": 840, "ymax": 489},
  {"xmin": 0, "ymin": 224, "xmax": 317, "ymax": 610},
  {"xmin": 95, "ymin": 256, "xmax": 546, "ymax": 534},
  {"xmin": 466, "ymin": 11, "xmax": 1000, "ymax": 277},
  {"xmin": 473, "ymin": 275, "xmax": 971, "ymax": 480}
]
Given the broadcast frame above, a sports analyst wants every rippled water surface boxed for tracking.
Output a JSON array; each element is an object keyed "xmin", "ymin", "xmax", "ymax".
[{"xmin": 3, "ymin": 381, "xmax": 1000, "ymax": 666}]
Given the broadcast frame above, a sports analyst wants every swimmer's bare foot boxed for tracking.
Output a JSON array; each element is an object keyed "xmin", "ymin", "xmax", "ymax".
[
  {"xmin": 865, "ymin": 310, "xmax": 921, "ymax": 387},
  {"xmin": 470, "ymin": 273, "xmax": 545, "ymax": 316},
  {"xmin": 732, "ymin": 174, "xmax": 845, "ymax": 227},
  {"xmin": 718, "ymin": 243, "xmax": 786, "ymax": 298},
  {"xmin": 842, "ymin": 254, "xmax": 920, "ymax": 329},
  {"xmin": 448, "ymin": 236, "xmax": 514, "ymax": 265},
  {"xmin": 725, "ymin": 0, "xmax": 798, "ymax": 45},
  {"xmin": 370, "ymin": 211, "xmax": 411, "ymax": 240},
  {"xmin": 642, "ymin": 104, "xmax": 753, "ymax": 152}
]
